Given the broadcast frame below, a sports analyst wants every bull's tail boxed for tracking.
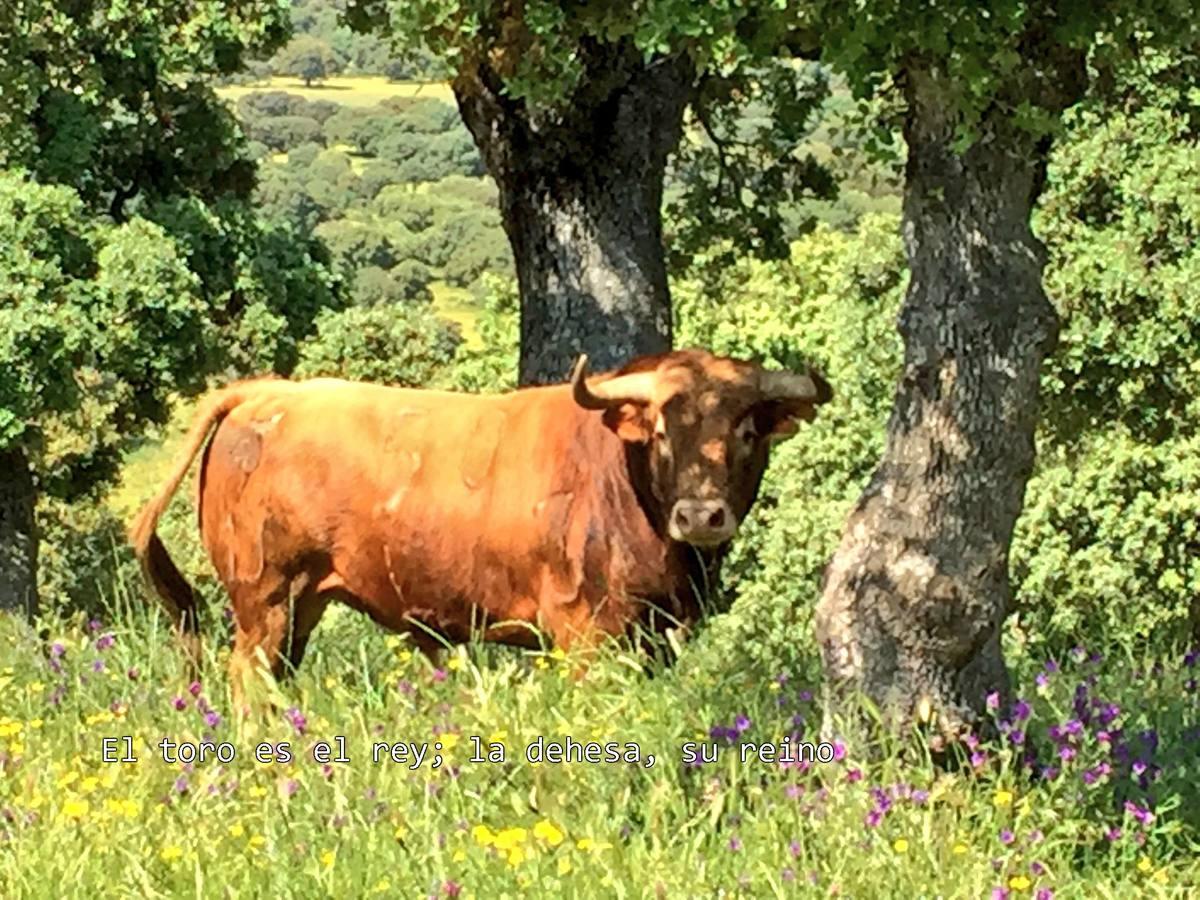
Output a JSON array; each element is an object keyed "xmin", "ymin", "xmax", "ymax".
[{"xmin": 128, "ymin": 383, "xmax": 256, "ymax": 667}]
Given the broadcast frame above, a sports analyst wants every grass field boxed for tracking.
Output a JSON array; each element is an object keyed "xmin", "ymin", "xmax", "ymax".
[
  {"xmin": 216, "ymin": 76, "xmax": 456, "ymax": 109},
  {"xmin": 1, "ymin": 592, "xmax": 1197, "ymax": 898},
  {"xmin": 430, "ymin": 281, "xmax": 482, "ymax": 349}
]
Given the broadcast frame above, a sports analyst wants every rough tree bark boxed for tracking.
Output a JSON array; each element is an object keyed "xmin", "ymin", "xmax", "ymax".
[
  {"xmin": 814, "ymin": 60, "xmax": 1084, "ymax": 747},
  {"xmin": 0, "ymin": 445, "xmax": 39, "ymax": 620},
  {"xmin": 453, "ymin": 40, "xmax": 695, "ymax": 386}
]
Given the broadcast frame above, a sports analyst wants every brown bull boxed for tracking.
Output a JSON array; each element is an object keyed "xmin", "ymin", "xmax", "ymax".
[{"xmin": 129, "ymin": 349, "xmax": 831, "ymax": 704}]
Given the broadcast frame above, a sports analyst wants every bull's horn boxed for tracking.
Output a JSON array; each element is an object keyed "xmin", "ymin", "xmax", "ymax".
[
  {"xmin": 758, "ymin": 368, "xmax": 822, "ymax": 402},
  {"xmin": 570, "ymin": 354, "xmax": 657, "ymax": 410}
]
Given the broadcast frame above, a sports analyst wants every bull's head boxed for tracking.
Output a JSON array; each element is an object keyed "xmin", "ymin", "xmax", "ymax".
[{"xmin": 571, "ymin": 350, "xmax": 832, "ymax": 548}]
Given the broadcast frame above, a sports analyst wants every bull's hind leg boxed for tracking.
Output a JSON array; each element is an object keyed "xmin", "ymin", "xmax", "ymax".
[{"xmin": 227, "ymin": 570, "xmax": 323, "ymax": 716}]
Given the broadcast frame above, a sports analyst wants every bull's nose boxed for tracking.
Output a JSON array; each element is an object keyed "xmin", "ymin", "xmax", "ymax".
[{"xmin": 669, "ymin": 499, "xmax": 737, "ymax": 546}]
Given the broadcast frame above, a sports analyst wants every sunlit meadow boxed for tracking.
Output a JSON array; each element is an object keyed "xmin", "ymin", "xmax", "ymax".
[{"xmin": 1, "ymin": 588, "xmax": 1197, "ymax": 898}]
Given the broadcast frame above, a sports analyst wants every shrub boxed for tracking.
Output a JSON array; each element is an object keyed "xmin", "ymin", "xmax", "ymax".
[{"xmin": 295, "ymin": 304, "xmax": 463, "ymax": 388}]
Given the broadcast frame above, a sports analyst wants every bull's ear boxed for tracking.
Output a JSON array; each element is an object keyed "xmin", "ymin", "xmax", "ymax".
[
  {"xmin": 759, "ymin": 371, "xmax": 832, "ymax": 442},
  {"xmin": 601, "ymin": 403, "xmax": 654, "ymax": 443}
]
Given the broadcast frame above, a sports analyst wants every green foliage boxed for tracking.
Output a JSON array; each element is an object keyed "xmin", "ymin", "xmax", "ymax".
[
  {"xmin": 1010, "ymin": 47, "xmax": 1200, "ymax": 651},
  {"xmin": 295, "ymin": 304, "xmax": 463, "ymax": 387},
  {"xmin": 275, "ymin": 34, "xmax": 340, "ymax": 86},
  {"xmin": 269, "ymin": 0, "xmax": 446, "ymax": 81},
  {"xmin": 0, "ymin": 0, "xmax": 291, "ymax": 210},
  {"xmin": 0, "ymin": 174, "xmax": 212, "ymax": 457},
  {"xmin": 666, "ymin": 61, "xmax": 838, "ymax": 270},
  {"xmin": 247, "ymin": 114, "xmax": 326, "ymax": 152},
  {"xmin": 144, "ymin": 196, "xmax": 342, "ymax": 377},
  {"xmin": 447, "ymin": 275, "xmax": 520, "ymax": 392}
]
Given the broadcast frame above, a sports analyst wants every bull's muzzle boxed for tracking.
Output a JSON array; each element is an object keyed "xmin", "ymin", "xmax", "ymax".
[{"xmin": 668, "ymin": 498, "xmax": 737, "ymax": 547}]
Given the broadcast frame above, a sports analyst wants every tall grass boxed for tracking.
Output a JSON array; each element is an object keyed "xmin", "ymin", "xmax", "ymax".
[{"xmin": 1, "ymin": 577, "xmax": 1197, "ymax": 898}]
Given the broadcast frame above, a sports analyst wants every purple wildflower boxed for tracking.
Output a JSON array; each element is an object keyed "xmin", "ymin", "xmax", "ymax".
[
  {"xmin": 1000, "ymin": 829, "xmax": 1015, "ymax": 845},
  {"xmin": 781, "ymin": 868, "xmax": 795, "ymax": 882},
  {"xmin": 1123, "ymin": 801, "xmax": 1154, "ymax": 826},
  {"xmin": 188, "ymin": 681, "xmax": 202, "ymax": 697},
  {"xmin": 88, "ymin": 619, "xmax": 102, "ymax": 632},
  {"xmin": 728, "ymin": 836, "xmax": 742, "ymax": 852},
  {"xmin": 734, "ymin": 715, "xmax": 751, "ymax": 734},
  {"xmin": 1035, "ymin": 889, "xmax": 1054, "ymax": 900},
  {"xmin": 204, "ymin": 711, "xmax": 221, "ymax": 729},
  {"xmin": 172, "ymin": 696, "xmax": 187, "ymax": 711},
  {"xmin": 174, "ymin": 776, "xmax": 189, "ymax": 794},
  {"xmin": 91, "ymin": 659, "xmax": 104, "ymax": 673},
  {"xmin": 443, "ymin": 881, "xmax": 462, "ymax": 898},
  {"xmin": 986, "ymin": 692, "xmax": 1000, "ymax": 711},
  {"xmin": 96, "ymin": 634, "xmax": 115, "ymax": 651},
  {"xmin": 286, "ymin": 708, "xmax": 307, "ymax": 735}
]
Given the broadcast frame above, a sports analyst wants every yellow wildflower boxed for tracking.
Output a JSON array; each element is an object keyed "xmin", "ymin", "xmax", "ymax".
[
  {"xmin": 324, "ymin": 676, "xmax": 338, "ymax": 690},
  {"xmin": 993, "ymin": 790, "xmax": 1014, "ymax": 807},
  {"xmin": 507, "ymin": 846, "xmax": 526, "ymax": 867},
  {"xmin": 952, "ymin": 843, "xmax": 968, "ymax": 855},
  {"xmin": 453, "ymin": 849, "xmax": 466, "ymax": 863},
  {"xmin": 8, "ymin": 741, "xmax": 23, "ymax": 756},
  {"xmin": 229, "ymin": 823, "xmax": 245, "ymax": 838},
  {"xmin": 248, "ymin": 834, "xmax": 266, "ymax": 851},
  {"xmin": 80, "ymin": 776, "xmax": 100, "ymax": 794},
  {"xmin": 558, "ymin": 857, "xmax": 573, "ymax": 876},
  {"xmin": 394, "ymin": 825, "xmax": 408, "ymax": 841},
  {"xmin": 441, "ymin": 733, "xmax": 459, "ymax": 752},
  {"xmin": 1009, "ymin": 875, "xmax": 1031, "ymax": 891},
  {"xmin": 893, "ymin": 838, "xmax": 909, "ymax": 854},
  {"xmin": 533, "ymin": 820, "xmax": 565, "ymax": 847},
  {"xmin": 159, "ymin": 846, "xmax": 183, "ymax": 863},
  {"xmin": 447, "ymin": 657, "xmax": 463, "ymax": 671},
  {"xmin": 27, "ymin": 682, "xmax": 44, "ymax": 694},
  {"xmin": 1137, "ymin": 856, "xmax": 1153, "ymax": 873},
  {"xmin": 493, "ymin": 827, "xmax": 527, "ymax": 851},
  {"xmin": 373, "ymin": 880, "xmax": 392, "ymax": 894},
  {"xmin": 535, "ymin": 657, "xmax": 549, "ymax": 670},
  {"xmin": 28, "ymin": 719, "xmax": 42, "ymax": 729},
  {"xmin": 576, "ymin": 837, "xmax": 611, "ymax": 852},
  {"xmin": 471, "ymin": 825, "xmax": 494, "ymax": 847},
  {"xmin": 549, "ymin": 648, "xmax": 566, "ymax": 662},
  {"xmin": 249, "ymin": 786, "xmax": 268, "ymax": 798},
  {"xmin": 487, "ymin": 730, "xmax": 508, "ymax": 744},
  {"xmin": 62, "ymin": 798, "xmax": 89, "ymax": 819},
  {"xmin": 1153, "ymin": 870, "xmax": 1168, "ymax": 885},
  {"xmin": 319, "ymin": 849, "xmax": 335, "ymax": 868}
]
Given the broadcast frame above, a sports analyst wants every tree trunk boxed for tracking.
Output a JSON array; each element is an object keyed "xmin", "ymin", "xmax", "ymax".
[
  {"xmin": 0, "ymin": 445, "xmax": 39, "ymax": 620},
  {"xmin": 453, "ymin": 42, "xmax": 695, "ymax": 385},
  {"xmin": 813, "ymin": 67, "xmax": 1064, "ymax": 747}
]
